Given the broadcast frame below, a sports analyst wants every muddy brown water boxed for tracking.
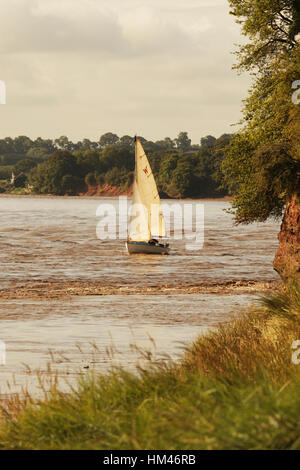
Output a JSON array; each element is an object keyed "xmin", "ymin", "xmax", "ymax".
[{"xmin": 0, "ymin": 196, "xmax": 280, "ymax": 396}]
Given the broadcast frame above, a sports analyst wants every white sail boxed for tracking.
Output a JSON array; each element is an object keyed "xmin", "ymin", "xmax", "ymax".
[
  {"xmin": 128, "ymin": 178, "xmax": 150, "ymax": 241},
  {"xmin": 128, "ymin": 137, "xmax": 166, "ymax": 241},
  {"xmin": 135, "ymin": 138, "xmax": 166, "ymax": 237}
]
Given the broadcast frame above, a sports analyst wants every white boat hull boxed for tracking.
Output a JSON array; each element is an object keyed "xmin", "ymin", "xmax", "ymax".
[{"xmin": 126, "ymin": 241, "xmax": 170, "ymax": 255}]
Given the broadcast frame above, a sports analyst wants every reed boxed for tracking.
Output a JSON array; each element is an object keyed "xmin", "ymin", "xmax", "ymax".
[{"xmin": 0, "ymin": 282, "xmax": 299, "ymax": 450}]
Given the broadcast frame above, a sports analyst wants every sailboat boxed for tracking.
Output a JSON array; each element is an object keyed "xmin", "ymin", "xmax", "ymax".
[{"xmin": 126, "ymin": 137, "xmax": 170, "ymax": 255}]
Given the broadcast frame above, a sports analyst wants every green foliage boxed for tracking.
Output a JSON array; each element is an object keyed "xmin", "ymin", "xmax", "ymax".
[
  {"xmin": 0, "ymin": 135, "xmax": 54, "ymax": 167},
  {"xmin": 0, "ymin": 284, "xmax": 300, "ymax": 449},
  {"xmin": 104, "ymin": 167, "xmax": 123, "ymax": 186},
  {"xmin": 104, "ymin": 167, "xmax": 131, "ymax": 189},
  {"xmin": 61, "ymin": 175, "xmax": 83, "ymax": 196},
  {"xmin": 0, "ymin": 165, "xmax": 13, "ymax": 180},
  {"xmin": 29, "ymin": 151, "xmax": 83, "ymax": 195},
  {"xmin": 95, "ymin": 172, "xmax": 105, "ymax": 186},
  {"xmin": 174, "ymin": 131, "xmax": 191, "ymax": 152},
  {"xmin": 100, "ymin": 146, "xmax": 134, "ymax": 172},
  {"xmin": 118, "ymin": 135, "xmax": 134, "ymax": 149},
  {"xmin": 26, "ymin": 148, "xmax": 49, "ymax": 161},
  {"xmin": 155, "ymin": 137, "xmax": 175, "ymax": 150},
  {"xmin": 223, "ymin": 1, "xmax": 300, "ymax": 223},
  {"xmin": 200, "ymin": 135, "xmax": 216, "ymax": 149},
  {"xmin": 0, "ymin": 154, "xmax": 26, "ymax": 166},
  {"xmin": 0, "ymin": 132, "xmax": 232, "ymax": 197},
  {"xmin": 261, "ymin": 281, "xmax": 300, "ymax": 317},
  {"xmin": 169, "ymin": 156, "xmax": 196, "ymax": 197},
  {"xmin": 13, "ymin": 173, "xmax": 27, "ymax": 188},
  {"xmin": 85, "ymin": 172, "xmax": 96, "ymax": 186},
  {"xmin": 76, "ymin": 150, "xmax": 102, "ymax": 175},
  {"xmin": 229, "ymin": 0, "xmax": 300, "ymax": 72},
  {"xmin": 157, "ymin": 153, "xmax": 179, "ymax": 192},
  {"xmin": 14, "ymin": 159, "xmax": 38, "ymax": 174},
  {"xmin": 155, "ymin": 135, "xmax": 231, "ymax": 198},
  {"xmin": 0, "ymin": 181, "xmax": 9, "ymax": 193},
  {"xmin": 54, "ymin": 136, "xmax": 73, "ymax": 151},
  {"xmin": 99, "ymin": 132, "xmax": 119, "ymax": 148},
  {"xmin": 194, "ymin": 134, "xmax": 232, "ymax": 198}
]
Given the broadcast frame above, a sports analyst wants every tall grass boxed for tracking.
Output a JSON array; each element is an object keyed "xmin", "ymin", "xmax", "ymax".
[{"xmin": 0, "ymin": 282, "xmax": 299, "ymax": 450}]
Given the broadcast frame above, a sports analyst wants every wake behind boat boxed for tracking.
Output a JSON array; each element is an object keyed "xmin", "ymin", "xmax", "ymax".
[{"xmin": 126, "ymin": 137, "xmax": 169, "ymax": 255}]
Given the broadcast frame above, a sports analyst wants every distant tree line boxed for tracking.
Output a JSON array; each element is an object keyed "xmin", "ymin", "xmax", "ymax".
[{"xmin": 0, "ymin": 132, "xmax": 233, "ymax": 197}]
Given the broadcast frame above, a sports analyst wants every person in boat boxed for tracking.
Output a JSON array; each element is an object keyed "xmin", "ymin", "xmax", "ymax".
[
  {"xmin": 148, "ymin": 239, "xmax": 169, "ymax": 248},
  {"xmin": 148, "ymin": 238, "xmax": 158, "ymax": 245}
]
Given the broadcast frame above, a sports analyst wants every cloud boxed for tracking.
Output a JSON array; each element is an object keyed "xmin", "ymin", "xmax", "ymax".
[
  {"xmin": 0, "ymin": 0, "xmax": 251, "ymax": 143},
  {"xmin": 0, "ymin": 0, "xmax": 214, "ymax": 57},
  {"xmin": 118, "ymin": 6, "xmax": 212, "ymax": 55},
  {"xmin": 0, "ymin": 0, "xmax": 123, "ymax": 54}
]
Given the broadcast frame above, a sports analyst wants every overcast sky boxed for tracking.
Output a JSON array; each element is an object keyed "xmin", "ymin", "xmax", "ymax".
[{"xmin": 0, "ymin": 0, "xmax": 251, "ymax": 144}]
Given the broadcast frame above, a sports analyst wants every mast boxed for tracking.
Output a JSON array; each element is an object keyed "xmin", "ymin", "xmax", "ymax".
[
  {"xmin": 134, "ymin": 135, "xmax": 137, "ymax": 182},
  {"xmin": 128, "ymin": 136, "xmax": 138, "ymax": 241}
]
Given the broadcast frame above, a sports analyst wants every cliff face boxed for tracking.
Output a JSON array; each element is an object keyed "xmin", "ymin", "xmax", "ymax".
[
  {"xmin": 79, "ymin": 184, "xmax": 133, "ymax": 197},
  {"xmin": 273, "ymin": 193, "xmax": 300, "ymax": 281}
]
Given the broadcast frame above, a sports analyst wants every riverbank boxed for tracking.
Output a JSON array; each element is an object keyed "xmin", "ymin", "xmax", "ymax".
[
  {"xmin": 0, "ymin": 279, "xmax": 281, "ymax": 299},
  {"xmin": 0, "ymin": 282, "xmax": 299, "ymax": 450},
  {"xmin": 0, "ymin": 192, "xmax": 233, "ymax": 200}
]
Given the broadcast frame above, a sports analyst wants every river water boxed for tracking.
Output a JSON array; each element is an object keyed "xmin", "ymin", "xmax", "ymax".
[{"xmin": 0, "ymin": 196, "xmax": 280, "ymax": 396}]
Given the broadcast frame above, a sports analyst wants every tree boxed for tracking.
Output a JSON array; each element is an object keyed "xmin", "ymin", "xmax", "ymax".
[
  {"xmin": 29, "ymin": 150, "xmax": 82, "ymax": 195},
  {"xmin": 105, "ymin": 167, "xmax": 128, "ymax": 187},
  {"xmin": 119, "ymin": 135, "xmax": 134, "ymax": 148},
  {"xmin": 5, "ymin": 131, "xmax": 232, "ymax": 199},
  {"xmin": 76, "ymin": 150, "xmax": 101, "ymax": 176},
  {"xmin": 200, "ymin": 135, "xmax": 216, "ymax": 149},
  {"xmin": 0, "ymin": 166, "xmax": 13, "ymax": 180},
  {"xmin": 14, "ymin": 159, "xmax": 37, "ymax": 174},
  {"xmin": 33, "ymin": 138, "xmax": 55, "ymax": 154},
  {"xmin": 223, "ymin": 0, "xmax": 300, "ymax": 280},
  {"xmin": 13, "ymin": 136, "xmax": 33, "ymax": 154},
  {"xmin": 169, "ymin": 156, "xmax": 196, "ymax": 197},
  {"xmin": 174, "ymin": 132, "xmax": 191, "ymax": 152},
  {"xmin": 100, "ymin": 146, "xmax": 134, "ymax": 172},
  {"xmin": 13, "ymin": 173, "xmax": 27, "ymax": 188},
  {"xmin": 157, "ymin": 153, "xmax": 179, "ymax": 193},
  {"xmin": 54, "ymin": 136, "xmax": 73, "ymax": 151},
  {"xmin": 229, "ymin": 0, "xmax": 300, "ymax": 72},
  {"xmin": 194, "ymin": 135, "xmax": 231, "ymax": 198},
  {"xmin": 155, "ymin": 137, "xmax": 175, "ymax": 150},
  {"xmin": 99, "ymin": 132, "xmax": 119, "ymax": 148},
  {"xmin": 95, "ymin": 172, "xmax": 105, "ymax": 186},
  {"xmin": 80, "ymin": 139, "xmax": 97, "ymax": 151},
  {"xmin": 85, "ymin": 172, "xmax": 97, "ymax": 186},
  {"xmin": 61, "ymin": 175, "xmax": 83, "ymax": 195},
  {"xmin": 26, "ymin": 147, "xmax": 50, "ymax": 161},
  {"xmin": 1, "ymin": 137, "xmax": 14, "ymax": 153}
]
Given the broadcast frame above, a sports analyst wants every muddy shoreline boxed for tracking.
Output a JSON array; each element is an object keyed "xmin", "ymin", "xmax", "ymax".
[{"xmin": 0, "ymin": 279, "xmax": 281, "ymax": 300}]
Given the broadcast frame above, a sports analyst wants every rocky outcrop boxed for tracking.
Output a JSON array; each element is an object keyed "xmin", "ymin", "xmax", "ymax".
[
  {"xmin": 79, "ymin": 184, "xmax": 133, "ymax": 197},
  {"xmin": 274, "ymin": 193, "xmax": 300, "ymax": 281}
]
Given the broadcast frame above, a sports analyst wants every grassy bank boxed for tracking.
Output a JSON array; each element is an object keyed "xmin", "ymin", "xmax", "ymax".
[{"xmin": 0, "ymin": 283, "xmax": 299, "ymax": 450}]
